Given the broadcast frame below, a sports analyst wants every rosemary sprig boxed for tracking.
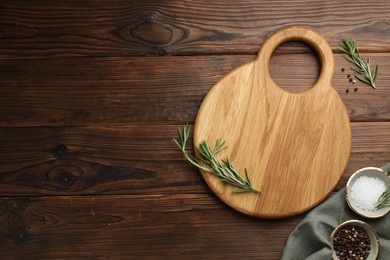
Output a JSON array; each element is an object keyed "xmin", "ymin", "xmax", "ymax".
[
  {"xmin": 375, "ymin": 185, "xmax": 390, "ymax": 210},
  {"xmin": 173, "ymin": 124, "xmax": 260, "ymax": 193},
  {"xmin": 338, "ymin": 38, "xmax": 378, "ymax": 89}
]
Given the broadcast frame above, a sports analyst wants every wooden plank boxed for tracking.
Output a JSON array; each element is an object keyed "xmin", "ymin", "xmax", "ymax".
[
  {"xmin": 0, "ymin": 122, "xmax": 389, "ymax": 196},
  {"xmin": 0, "ymin": 53, "xmax": 389, "ymax": 126},
  {"xmin": 0, "ymin": 194, "xmax": 301, "ymax": 259},
  {"xmin": 0, "ymin": 0, "xmax": 389, "ymax": 58}
]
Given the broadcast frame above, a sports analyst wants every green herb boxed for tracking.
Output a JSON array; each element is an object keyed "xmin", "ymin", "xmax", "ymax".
[
  {"xmin": 173, "ymin": 124, "xmax": 260, "ymax": 193},
  {"xmin": 338, "ymin": 38, "xmax": 378, "ymax": 89},
  {"xmin": 375, "ymin": 186, "xmax": 390, "ymax": 209}
]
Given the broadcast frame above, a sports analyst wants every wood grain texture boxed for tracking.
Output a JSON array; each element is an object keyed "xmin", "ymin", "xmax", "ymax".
[
  {"xmin": 1, "ymin": 1, "xmax": 389, "ymax": 258},
  {"xmin": 0, "ymin": 53, "xmax": 389, "ymax": 127},
  {"xmin": 0, "ymin": 194, "xmax": 301, "ymax": 259},
  {"xmin": 0, "ymin": 0, "xmax": 389, "ymax": 58},
  {"xmin": 194, "ymin": 27, "xmax": 351, "ymax": 218},
  {"xmin": 0, "ymin": 122, "xmax": 388, "ymax": 196},
  {"xmin": 0, "ymin": 126, "xmax": 206, "ymax": 195}
]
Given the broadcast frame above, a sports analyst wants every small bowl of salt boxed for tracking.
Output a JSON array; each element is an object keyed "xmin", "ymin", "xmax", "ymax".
[{"xmin": 346, "ymin": 167, "xmax": 390, "ymax": 218}]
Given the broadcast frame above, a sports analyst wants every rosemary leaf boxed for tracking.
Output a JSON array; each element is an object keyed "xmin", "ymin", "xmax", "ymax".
[
  {"xmin": 354, "ymin": 74, "xmax": 372, "ymax": 86},
  {"xmin": 375, "ymin": 186, "xmax": 390, "ymax": 210},
  {"xmin": 173, "ymin": 124, "xmax": 260, "ymax": 194},
  {"xmin": 338, "ymin": 38, "xmax": 378, "ymax": 89}
]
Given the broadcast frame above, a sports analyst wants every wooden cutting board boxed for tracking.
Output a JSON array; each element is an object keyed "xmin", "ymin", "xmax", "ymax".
[{"xmin": 194, "ymin": 27, "xmax": 352, "ymax": 218}]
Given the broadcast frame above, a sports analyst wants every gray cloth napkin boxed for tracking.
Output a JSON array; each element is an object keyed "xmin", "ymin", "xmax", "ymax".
[{"xmin": 281, "ymin": 163, "xmax": 390, "ymax": 260}]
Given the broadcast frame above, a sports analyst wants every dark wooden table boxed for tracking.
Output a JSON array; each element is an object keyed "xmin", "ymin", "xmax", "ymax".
[{"xmin": 1, "ymin": 1, "xmax": 389, "ymax": 259}]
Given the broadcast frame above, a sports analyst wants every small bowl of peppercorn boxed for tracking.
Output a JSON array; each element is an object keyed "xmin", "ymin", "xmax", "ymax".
[{"xmin": 330, "ymin": 220, "xmax": 380, "ymax": 260}]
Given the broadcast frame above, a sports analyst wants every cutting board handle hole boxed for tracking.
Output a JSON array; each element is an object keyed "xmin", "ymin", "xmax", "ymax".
[
  {"xmin": 269, "ymin": 41, "xmax": 320, "ymax": 93},
  {"xmin": 256, "ymin": 27, "xmax": 335, "ymax": 92}
]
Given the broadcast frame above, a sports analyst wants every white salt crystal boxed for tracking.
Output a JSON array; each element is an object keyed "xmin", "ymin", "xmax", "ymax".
[{"xmin": 350, "ymin": 175, "xmax": 386, "ymax": 211}]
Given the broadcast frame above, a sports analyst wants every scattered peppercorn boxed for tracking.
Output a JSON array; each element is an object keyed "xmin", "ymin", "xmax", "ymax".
[
  {"xmin": 346, "ymin": 89, "xmax": 349, "ymax": 93},
  {"xmin": 347, "ymin": 74, "xmax": 351, "ymax": 78},
  {"xmin": 341, "ymin": 68, "xmax": 345, "ymax": 72},
  {"xmin": 349, "ymin": 78, "xmax": 353, "ymax": 82},
  {"xmin": 333, "ymin": 225, "xmax": 370, "ymax": 260},
  {"xmin": 354, "ymin": 87, "xmax": 358, "ymax": 92}
]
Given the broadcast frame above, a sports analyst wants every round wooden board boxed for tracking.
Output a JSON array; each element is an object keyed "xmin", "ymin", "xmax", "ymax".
[{"xmin": 194, "ymin": 27, "xmax": 352, "ymax": 219}]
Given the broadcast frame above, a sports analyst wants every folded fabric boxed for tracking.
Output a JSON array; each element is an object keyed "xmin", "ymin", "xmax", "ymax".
[{"xmin": 281, "ymin": 163, "xmax": 390, "ymax": 260}]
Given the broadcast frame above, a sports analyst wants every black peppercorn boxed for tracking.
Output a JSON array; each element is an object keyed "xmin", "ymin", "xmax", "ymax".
[{"xmin": 333, "ymin": 225, "xmax": 370, "ymax": 260}]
